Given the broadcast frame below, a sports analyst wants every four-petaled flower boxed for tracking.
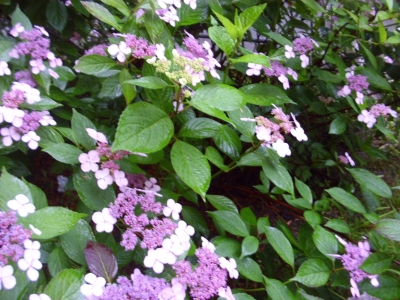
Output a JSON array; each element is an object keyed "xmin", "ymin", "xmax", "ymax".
[
  {"xmin": 79, "ymin": 150, "xmax": 100, "ymax": 172},
  {"xmin": 86, "ymin": 128, "xmax": 107, "ymax": 143},
  {"xmin": 80, "ymin": 273, "xmax": 106, "ymax": 297},
  {"xmin": 158, "ymin": 278, "xmax": 187, "ymax": 300},
  {"xmin": 108, "ymin": 42, "xmax": 132, "ymax": 63},
  {"xmin": 0, "ymin": 265, "xmax": 16, "ymax": 290},
  {"xmin": 272, "ymin": 139, "xmax": 291, "ymax": 157},
  {"xmin": 22, "ymin": 131, "xmax": 41, "ymax": 150},
  {"xmin": 95, "ymin": 168, "xmax": 114, "ymax": 190},
  {"xmin": 92, "ymin": 208, "xmax": 117, "ymax": 233},
  {"xmin": 163, "ymin": 199, "xmax": 182, "ymax": 220},
  {"xmin": 7, "ymin": 194, "xmax": 35, "ymax": 217},
  {"xmin": 219, "ymin": 257, "xmax": 239, "ymax": 279},
  {"xmin": 18, "ymin": 255, "xmax": 43, "ymax": 281},
  {"xmin": 29, "ymin": 294, "xmax": 51, "ymax": 300},
  {"xmin": 284, "ymin": 45, "xmax": 295, "ymax": 59}
]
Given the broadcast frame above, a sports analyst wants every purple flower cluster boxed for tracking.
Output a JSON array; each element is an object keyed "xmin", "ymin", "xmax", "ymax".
[
  {"xmin": 100, "ymin": 269, "xmax": 168, "ymax": 300},
  {"xmin": 14, "ymin": 71, "xmax": 36, "ymax": 88},
  {"xmin": 358, "ymin": 104, "xmax": 397, "ymax": 128},
  {"xmin": 124, "ymin": 34, "xmax": 156, "ymax": 58},
  {"xmin": 347, "ymin": 75, "xmax": 369, "ymax": 92},
  {"xmin": 0, "ymin": 210, "xmax": 32, "ymax": 266},
  {"xmin": 293, "ymin": 36, "xmax": 314, "ymax": 54},
  {"xmin": 173, "ymin": 247, "xmax": 228, "ymax": 300},
  {"xmin": 109, "ymin": 188, "xmax": 177, "ymax": 251},
  {"xmin": 84, "ymin": 44, "xmax": 108, "ymax": 56}
]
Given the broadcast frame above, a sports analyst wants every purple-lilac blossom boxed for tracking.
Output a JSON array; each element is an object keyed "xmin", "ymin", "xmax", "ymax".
[{"xmin": 159, "ymin": 278, "xmax": 187, "ymax": 300}]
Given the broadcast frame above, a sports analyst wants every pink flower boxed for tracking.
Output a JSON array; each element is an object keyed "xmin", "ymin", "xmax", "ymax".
[
  {"xmin": 78, "ymin": 150, "xmax": 100, "ymax": 172},
  {"xmin": 92, "ymin": 208, "xmax": 117, "ymax": 233},
  {"xmin": 95, "ymin": 168, "xmax": 114, "ymax": 189}
]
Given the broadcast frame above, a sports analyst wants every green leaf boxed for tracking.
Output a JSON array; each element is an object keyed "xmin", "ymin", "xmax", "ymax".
[
  {"xmin": 326, "ymin": 187, "xmax": 366, "ymax": 213},
  {"xmin": 385, "ymin": 36, "xmax": 400, "ymax": 44},
  {"xmin": 81, "ymin": 1, "xmax": 122, "ymax": 30},
  {"xmin": 312, "ymin": 69, "xmax": 342, "ymax": 83},
  {"xmin": 325, "ymin": 219, "xmax": 350, "ymax": 234},
  {"xmin": 206, "ymin": 194, "xmax": 238, "ymax": 213},
  {"xmin": 205, "ymin": 146, "xmax": 229, "ymax": 171},
  {"xmin": 295, "ymin": 178, "xmax": 313, "ymax": 205},
  {"xmin": 231, "ymin": 53, "xmax": 270, "ymax": 68},
  {"xmin": 227, "ymin": 106, "xmax": 255, "ymax": 141},
  {"xmin": 213, "ymin": 11, "xmax": 238, "ymax": 41},
  {"xmin": 0, "ymin": 36, "xmax": 16, "ymax": 62},
  {"xmin": 237, "ymin": 257, "xmax": 263, "ymax": 282},
  {"xmin": 347, "ymin": 168, "xmax": 392, "ymax": 198},
  {"xmin": 71, "ymin": 109, "xmax": 96, "ymax": 150},
  {"xmin": 19, "ymin": 207, "xmax": 86, "ymax": 240},
  {"xmin": 44, "ymin": 268, "xmax": 85, "ymax": 299},
  {"xmin": 359, "ymin": 275, "xmax": 400, "ymax": 299},
  {"xmin": 300, "ymin": 0, "xmax": 326, "ymax": 13},
  {"xmin": 100, "ymin": 0, "xmax": 130, "ymax": 17},
  {"xmin": 237, "ymin": 4, "xmax": 266, "ymax": 36},
  {"xmin": 171, "ymin": 140, "xmax": 211, "ymax": 198},
  {"xmin": 20, "ymin": 96, "xmax": 62, "ymax": 111},
  {"xmin": 73, "ymin": 170, "xmax": 116, "ymax": 211},
  {"xmin": 312, "ymin": 225, "xmax": 338, "ymax": 259},
  {"xmin": 113, "ymin": 102, "xmax": 174, "ymax": 153},
  {"xmin": 304, "ymin": 210, "xmax": 322, "ymax": 228},
  {"xmin": 46, "ymin": 0, "xmax": 68, "ymax": 32},
  {"xmin": 296, "ymin": 289, "xmax": 324, "ymax": 300},
  {"xmin": 125, "ymin": 76, "xmax": 169, "ymax": 89},
  {"xmin": 292, "ymin": 259, "xmax": 330, "ymax": 287},
  {"xmin": 176, "ymin": 0, "xmax": 209, "ymax": 26},
  {"xmin": 329, "ymin": 116, "xmax": 347, "ymax": 134},
  {"xmin": 358, "ymin": 41, "xmax": 377, "ymax": 69},
  {"xmin": 48, "ymin": 247, "xmax": 72, "ymax": 278},
  {"xmin": 265, "ymin": 277, "xmax": 295, "ymax": 300},
  {"xmin": 43, "ymin": 143, "xmax": 82, "ymax": 164},
  {"xmin": 179, "ymin": 118, "xmax": 222, "ymax": 138},
  {"xmin": 75, "ymin": 54, "xmax": 122, "ymax": 77},
  {"xmin": 375, "ymin": 219, "xmax": 400, "ymax": 242},
  {"xmin": 99, "ymin": 75, "xmax": 122, "ymax": 99},
  {"xmin": 37, "ymin": 127, "xmax": 64, "ymax": 148},
  {"xmin": 240, "ymin": 84, "xmax": 295, "ymax": 106},
  {"xmin": 265, "ymin": 32, "xmax": 293, "ymax": 47},
  {"xmin": 360, "ymin": 252, "xmax": 393, "ymax": 274},
  {"xmin": 191, "ymin": 84, "xmax": 246, "ymax": 112},
  {"xmin": 357, "ymin": 67, "xmax": 392, "ymax": 90},
  {"xmin": 23, "ymin": 179, "xmax": 48, "ymax": 209},
  {"xmin": 263, "ymin": 226, "xmax": 294, "ymax": 267},
  {"xmin": 11, "ymin": 5, "xmax": 33, "ymax": 30},
  {"xmin": 233, "ymin": 294, "xmax": 256, "ymax": 300},
  {"xmin": 0, "ymin": 168, "xmax": 32, "ymax": 212},
  {"xmin": 213, "ymin": 125, "xmax": 242, "ymax": 159},
  {"xmin": 182, "ymin": 206, "xmax": 209, "ymax": 236},
  {"xmin": 208, "ymin": 26, "xmax": 235, "ymax": 55},
  {"xmin": 240, "ymin": 236, "xmax": 259, "ymax": 259},
  {"xmin": 208, "ymin": 210, "xmax": 249, "ymax": 237},
  {"xmin": 120, "ymin": 69, "xmax": 136, "ymax": 105},
  {"xmin": 262, "ymin": 157, "xmax": 294, "ymax": 195},
  {"xmin": 60, "ymin": 219, "xmax": 96, "ymax": 265},
  {"xmin": 213, "ymin": 236, "xmax": 241, "ymax": 258}
]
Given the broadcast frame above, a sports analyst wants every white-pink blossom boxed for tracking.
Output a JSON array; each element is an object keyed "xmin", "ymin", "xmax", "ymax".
[
  {"xmin": 78, "ymin": 150, "xmax": 100, "ymax": 172},
  {"xmin": 21, "ymin": 131, "xmax": 41, "ymax": 150},
  {"xmin": 92, "ymin": 208, "xmax": 117, "ymax": 233}
]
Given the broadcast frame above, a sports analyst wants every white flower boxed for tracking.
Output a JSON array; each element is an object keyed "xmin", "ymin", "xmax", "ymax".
[
  {"xmin": 357, "ymin": 110, "xmax": 376, "ymax": 128},
  {"xmin": 218, "ymin": 286, "xmax": 235, "ymax": 300},
  {"xmin": 0, "ymin": 265, "xmax": 16, "ymax": 290},
  {"xmin": 344, "ymin": 152, "xmax": 355, "ymax": 167},
  {"xmin": 201, "ymin": 237, "xmax": 216, "ymax": 252},
  {"xmin": 155, "ymin": 44, "xmax": 167, "ymax": 60},
  {"xmin": 86, "ymin": 128, "xmax": 107, "ymax": 143},
  {"xmin": 337, "ymin": 85, "xmax": 351, "ymax": 97},
  {"xmin": 144, "ymin": 248, "xmax": 176, "ymax": 273},
  {"xmin": 22, "ymin": 131, "xmax": 41, "ymax": 150},
  {"xmin": 284, "ymin": 45, "xmax": 295, "ymax": 59},
  {"xmin": 108, "ymin": 42, "xmax": 132, "ymax": 63},
  {"xmin": 287, "ymin": 68, "xmax": 298, "ymax": 80},
  {"xmin": 39, "ymin": 114, "xmax": 56, "ymax": 126},
  {"xmin": 382, "ymin": 55, "xmax": 393, "ymax": 64},
  {"xmin": 1, "ymin": 126, "xmax": 21, "ymax": 146},
  {"xmin": 95, "ymin": 168, "xmax": 114, "ymax": 190},
  {"xmin": 7, "ymin": 194, "xmax": 35, "ymax": 217},
  {"xmin": 0, "ymin": 61, "xmax": 11, "ymax": 76},
  {"xmin": 246, "ymin": 63, "xmax": 262, "ymax": 76},
  {"xmin": 113, "ymin": 170, "xmax": 128, "ymax": 187},
  {"xmin": 162, "ymin": 236, "xmax": 186, "ymax": 256},
  {"xmin": 272, "ymin": 139, "xmax": 291, "ymax": 157},
  {"xmin": 355, "ymin": 91, "xmax": 364, "ymax": 105},
  {"xmin": 18, "ymin": 255, "xmax": 42, "ymax": 281},
  {"xmin": 29, "ymin": 224, "xmax": 42, "ymax": 235},
  {"xmin": 10, "ymin": 23, "xmax": 24, "ymax": 37},
  {"xmin": 80, "ymin": 273, "xmax": 106, "ymax": 297},
  {"xmin": 29, "ymin": 294, "xmax": 51, "ymax": 300},
  {"xmin": 29, "ymin": 59, "xmax": 46, "ymax": 74},
  {"xmin": 158, "ymin": 278, "xmax": 187, "ymax": 300},
  {"xmin": 92, "ymin": 208, "xmax": 117, "ymax": 233},
  {"xmin": 47, "ymin": 52, "xmax": 62, "ymax": 68},
  {"xmin": 350, "ymin": 278, "xmax": 360, "ymax": 298},
  {"xmin": 255, "ymin": 126, "xmax": 271, "ymax": 142},
  {"xmin": 23, "ymin": 239, "xmax": 41, "ymax": 261},
  {"xmin": 144, "ymin": 177, "xmax": 161, "ymax": 192},
  {"xmin": 78, "ymin": 150, "xmax": 100, "ymax": 172},
  {"xmin": 163, "ymin": 199, "xmax": 182, "ymax": 220},
  {"xmin": 48, "ymin": 69, "xmax": 59, "ymax": 79},
  {"xmin": 11, "ymin": 82, "xmax": 40, "ymax": 104},
  {"xmin": 352, "ymin": 40, "xmax": 359, "ymax": 51},
  {"xmin": 156, "ymin": 6, "xmax": 180, "ymax": 27},
  {"xmin": 278, "ymin": 74, "xmax": 289, "ymax": 90},
  {"xmin": 290, "ymin": 113, "xmax": 308, "ymax": 142},
  {"xmin": 3, "ymin": 107, "xmax": 25, "ymax": 127},
  {"xmin": 300, "ymin": 54, "xmax": 309, "ymax": 68},
  {"xmin": 174, "ymin": 220, "xmax": 195, "ymax": 242},
  {"xmin": 369, "ymin": 275, "xmax": 379, "ymax": 287},
  {"xmin": 183, "ymin": 0, "xmax": 197, "ymax": 9},
  {"xmin": 219, "ymin": 257, "xmax": 239, "ymax": 279}
]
